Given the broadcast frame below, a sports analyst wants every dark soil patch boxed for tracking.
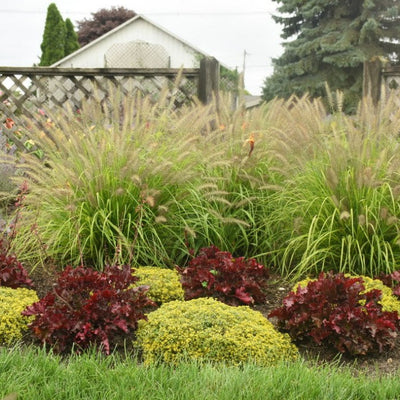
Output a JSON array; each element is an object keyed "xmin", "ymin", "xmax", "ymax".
[{"xmin": 25, "ymin": 269, "xmax": 400, "ymax": 375}]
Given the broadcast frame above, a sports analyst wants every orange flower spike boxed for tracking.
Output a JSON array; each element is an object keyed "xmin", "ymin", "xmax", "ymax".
[
  {"xmin": 219, "ymin": 124, "xmax": 226, "ymax": 131},
  {"xmin": 245, "ymin": 133, "xmax": 255, "ymax": 157},
  {"xmin": 241, "ymin": 121, "xmax": 248, "ymax": 131}
]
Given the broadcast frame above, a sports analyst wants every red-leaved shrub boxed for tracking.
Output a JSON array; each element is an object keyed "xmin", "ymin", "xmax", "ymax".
[
  {"xmin": 0, "ymin": 238, "xmax": 33, "ymax": 288},
  {"xmin": 177, "ymin": 245, "xmax": 269, "ymax": 306},
  {"xmin": 269, "ymin": 272, "xmax": 399, "ymax": 355},
  {"xmin": 23, "ymin": 264, "xmax": 155, "ymax": 354},
  {"xmin": 376, "ymin": 270, "xmax": 400, "ymax": 298}
]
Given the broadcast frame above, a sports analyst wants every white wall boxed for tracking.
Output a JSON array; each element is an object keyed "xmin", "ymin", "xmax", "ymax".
[{"xmin": 56, "ymin": 17, "xmax": 201, "ymax": 69}]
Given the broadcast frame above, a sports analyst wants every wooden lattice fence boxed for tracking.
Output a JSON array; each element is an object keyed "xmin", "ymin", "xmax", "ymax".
[
  {"xmin": 382, "ymin": 65, "xmax": 400, "ymax": 108},
  {"xmin": 0, "ymin": 60, "xmax": 238, "ymax": 152},
  {"xmin": 0, "ymin": 66, "xmax": 199, "ymax": 121}
]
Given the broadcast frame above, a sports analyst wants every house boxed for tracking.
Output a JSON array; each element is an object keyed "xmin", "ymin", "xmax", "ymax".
[{"xmin": 51, "ymin": 14, "xmax": 212, "ymax": 69}]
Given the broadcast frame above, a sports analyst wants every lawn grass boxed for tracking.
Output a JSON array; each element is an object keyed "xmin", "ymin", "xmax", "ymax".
[{"xmin": 1, "ymin": 345, "xmax": 400, "ymax": 400}]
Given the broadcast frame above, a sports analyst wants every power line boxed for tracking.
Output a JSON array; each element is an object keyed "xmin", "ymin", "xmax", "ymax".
[{"xmin": 0, "ymin": 9, "xmax": 273, "ymax": 16}]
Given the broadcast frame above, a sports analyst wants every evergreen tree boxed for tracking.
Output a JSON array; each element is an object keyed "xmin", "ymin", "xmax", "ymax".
[
  {"xmin": 263, "ymin": 0, "xmax": 400, "ymax": 110},
  {"xmin": 64, "ymin": 18, "xmax": 80, "ymax": 57},
  {"xmin": 39, "ymin": 3, "xmax": 66, "ymax": 66}
]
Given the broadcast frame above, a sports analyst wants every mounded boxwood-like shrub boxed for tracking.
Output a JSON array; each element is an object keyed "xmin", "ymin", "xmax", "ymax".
[
  {"xmin": 136, "ymin": 297, "xmax": 298, "ymax": 365},
  {"xmin": 0, "ymin": 287, "xmax": 38, "ymax": 344},
  {"xmin": 271, "ymin": 272, "xmax": 400, "ymax": 355},
  {"xmin": 134, "ymin": 266, "xmax": 184, "ymax": 304}
]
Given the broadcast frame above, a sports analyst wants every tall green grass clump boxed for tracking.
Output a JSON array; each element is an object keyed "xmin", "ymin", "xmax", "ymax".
[
  {"xmin": 4, "ymin": 88, "xmax": 276, "ymax": 271},
  {"xmin": 262, "ymin": 94, "xmax": 400, "ymax": 278},
  {"xmin": 5, "ymin": 90, "xmax": 210, "ymax": 269}
]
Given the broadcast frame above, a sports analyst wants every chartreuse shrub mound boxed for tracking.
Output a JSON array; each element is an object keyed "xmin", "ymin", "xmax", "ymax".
[
  {"xmin": 0, "ymin": 287, "xmax": 38, "ymax": 344},
  {"xmin": 271, "ymin": 272, "xmax": 400, "ymax": 356},
  {"xmin": 134, "ymin": 266, "xmax": 184, "ymax": 304},
  {"xmin": 136, "ymin": 297, "xmax": 298, "ymax": 366}
]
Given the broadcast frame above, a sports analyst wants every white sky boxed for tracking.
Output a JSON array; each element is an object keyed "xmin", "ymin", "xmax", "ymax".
[{"xmin": 0, "ymin": 0, "xmax": 284, "ymax": 95}]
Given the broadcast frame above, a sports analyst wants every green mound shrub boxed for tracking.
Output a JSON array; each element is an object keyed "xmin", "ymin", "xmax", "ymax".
[
  {"xmin": 136, "ymin": 297, "xmax": 298, "ymax": 365},
  {"xmin": 0, "ymin": 287, "xmax": 38, "ymax": 344},
  {"xmin": 134, "ymin": 266, "xmax": 184, "ymax": 304}
]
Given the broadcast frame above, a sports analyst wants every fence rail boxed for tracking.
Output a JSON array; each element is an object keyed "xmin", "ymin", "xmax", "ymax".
[{"xmin": 0, "ymin": 66, "xmax": 200, "ymax": 123}]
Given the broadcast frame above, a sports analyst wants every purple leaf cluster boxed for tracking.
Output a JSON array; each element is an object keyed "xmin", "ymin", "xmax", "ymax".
[
  {"xmin": 269, "ymin": 272, "xmax": 399, "ymax": 355},
  {"xmin": 0, "ymin": 238, "xmax": 33, "ymax": 289},
  {"xmin": 23, "ymin": 264, "xmax": 155, "ymax": 354},
  {"xmin": 177, "ymin": 245, "xmax": 269, "ymax": 306}
]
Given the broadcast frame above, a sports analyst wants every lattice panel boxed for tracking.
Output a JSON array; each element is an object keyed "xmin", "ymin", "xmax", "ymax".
[
  {"xmin": 383, "ymin": 75, "xmax": 400, "ymax": 108},
  {"xmin": 105, "ymin": 41, "xmax": 170, "ymax": 68},
  {"xmin": 0, "ymin": 68, "xmax": 199, "ymax": 131}
]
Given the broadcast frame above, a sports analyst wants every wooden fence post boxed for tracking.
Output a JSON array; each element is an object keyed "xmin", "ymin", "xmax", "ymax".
[
  {"xmin": 362, "ymin": 57, "xmax": 383, "ymax": 105},
  {"xmin": 198, "ymin": 57, "xmax": 220, "ymax": 105}
]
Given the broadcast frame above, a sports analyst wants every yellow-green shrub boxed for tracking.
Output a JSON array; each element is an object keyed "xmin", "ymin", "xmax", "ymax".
[
  {"xmin": 134, "ymin": 267, "xmax": 184, "ymax": 304},
  {"xmin": 293, "ymin": 274, "xmax": 400, "ymax": 314},
  {"xmin": 136, "ymin": 297, "xmax": 298, "ymax": 365},
  {"xmin": 0, "ymin": 287, "xmax": 38, "ymax": 344}
]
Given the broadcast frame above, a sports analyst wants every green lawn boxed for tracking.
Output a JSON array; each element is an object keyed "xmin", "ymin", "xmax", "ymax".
[{"xmin": 1, "ymin": 345, "xmax": 400, "ymax": 400}]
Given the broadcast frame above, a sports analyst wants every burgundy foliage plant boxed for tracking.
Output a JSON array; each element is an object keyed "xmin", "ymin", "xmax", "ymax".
[
  {"xmin": 0, "ymin": 238, "xmax": 33, "ymax": 288},
  {"xmin": 376, "ymin": 270, "xmax": 400, "ymax": 298},
  {"xmin": 23, "ymin": 264, "xmax": 155, "ymax": 354},
  {"xmin": 269, "ymin": 272, "xmax": 400, "ymax": 356},
  {"xmin": 177, "ymin": 245, "xmax": 269, "ymax": 306}
]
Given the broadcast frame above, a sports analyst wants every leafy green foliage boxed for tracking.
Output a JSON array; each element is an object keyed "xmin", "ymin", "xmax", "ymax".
[
  {"xmin": 263, "ymin": 0, "xmax": 400, "ymax": 111},
  {"xmin": 23, "ymin": 265, "xmax": 155, "ymax": 354},
  {"xmin": 270, "ymin": 272, "xmax": 400, "ymax": 355},
  {"xmin": 177, "ymin": 245, "xmax": 269, "ymax": 305},
  {"xmin": 137, "ymin": 297, "xmax": 298, "ymax": 365},
  {"xmin": 64, "ymin": 18, "xmax": 80, "ymax": 56},
  {"xmin": 39, "ymin": 3, "xmax": 66, "ymax": 66}
]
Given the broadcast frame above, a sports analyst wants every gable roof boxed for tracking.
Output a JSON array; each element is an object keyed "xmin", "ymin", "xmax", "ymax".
[{"xmin": 52, "ymin": 14, "xmax": 213, "ymax": 67}]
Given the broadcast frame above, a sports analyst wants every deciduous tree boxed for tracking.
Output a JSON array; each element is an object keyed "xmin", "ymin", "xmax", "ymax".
[{"xmin": 77, "ymin": 7, "xmax": 136, "ymax": 47}]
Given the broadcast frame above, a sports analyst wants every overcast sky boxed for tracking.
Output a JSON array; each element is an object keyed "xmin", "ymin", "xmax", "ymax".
[{"xmin": 0, "ymin": 0, "xmax": 284, "ymax": 95}]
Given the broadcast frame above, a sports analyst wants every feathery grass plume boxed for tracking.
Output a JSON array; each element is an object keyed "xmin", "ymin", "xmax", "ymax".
[
  {"xmin": 5, "ymin": 87, "xmax": 279, "ymax": 270},
  {"xmin": 6, "ymin": 85, "xmax": 218, "ymax": 270},
  {"xmin": 262, "ymin": 94, "xmax": 400, "ymax": 279}
]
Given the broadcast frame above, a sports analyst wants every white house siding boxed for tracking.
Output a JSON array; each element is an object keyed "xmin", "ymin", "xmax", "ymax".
[{"xmin": 55, "ymin": 17, "xmax": 201, "ymax": 69}]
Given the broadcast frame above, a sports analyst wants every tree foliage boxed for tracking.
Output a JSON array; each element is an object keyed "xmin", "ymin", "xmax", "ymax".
[
  {"xmin": 263, "ymin": 0, "xmax": 400, "ymax": 111},
  {"xmin": 64, "ymin": 18, "xmax": 80, "ymax": 56},
  {"xmin": 77, "ymin": 6, "xmax": 136, "ymax": 47},
  {"xmin": 39, "ymin": 3, "xmax": 66, "ymax": 66}
]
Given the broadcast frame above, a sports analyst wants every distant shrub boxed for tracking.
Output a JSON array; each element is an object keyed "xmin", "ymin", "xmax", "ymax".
[
  {"xmin": 0, "ymin": 287, "xmax": 38, "ymax": 344},
  {"xmin": 134, "ymin": 266, "xmax": 184, "ymax": 304},
  {"xmin": 177, "ymin": 245, "xmax": 269, "ymax": 306},
  {"xmin": 270, "ymin": 272, "xmax": 399, "ymax": 355},
  {"xmin": 136, "ymin": 297, "xmax": 298, "ymax": 365},
  {"xmin": 0, "ymin": 238, "xmax": 33, "ymax": 289},
  {"xmin": 23, "ymin": 264, "xmax": 155, "ymax": 354}
]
